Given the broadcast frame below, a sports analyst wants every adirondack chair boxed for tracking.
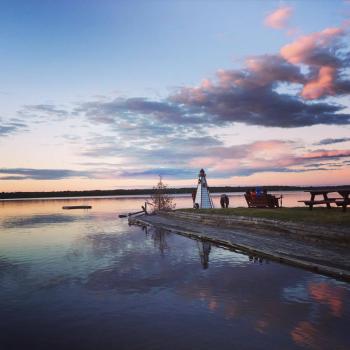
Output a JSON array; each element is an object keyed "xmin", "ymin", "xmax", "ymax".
[{"xmin": 244, "ymin": 192, "xmax": 281, "ymax": 208}]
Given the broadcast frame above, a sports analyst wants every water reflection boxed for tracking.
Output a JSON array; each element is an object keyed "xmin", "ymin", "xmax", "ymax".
[
  {"xmin": 248, "ymin": 255, "xmax": 268, "ymax": 264},
  {"xmin": 0, "ymin": 256, "xmax": 28, "ymax": 278},
  {"xmin": 197, "ymin": 241, "xmax": 211, "ymax": 269},
  {"xmin": 143, "ymin": 226, "xmax": 212, "ymax": 268},
  {"xmin": 308, "ymin": 282, "xmax": 346, "ymax": 317},
  {"xmin": 152, "ymin": 228, "xmax": 169, "ymax": 255},
  {"xmin": 0, "ymin": 198, "xmax": 349, "ymax": 350},
  {"xmin": 1, "ymin": 213, "xmax": 79, "ymax": 229},
  {"xmin": 76, "ymin": 224, "xmax": 350, "ymax": 347}
]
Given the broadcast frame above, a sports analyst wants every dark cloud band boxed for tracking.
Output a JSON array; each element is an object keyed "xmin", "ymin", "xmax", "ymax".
[{"xmin": 0, "ymin": 168, "xmax": 88, "ymax": 180}]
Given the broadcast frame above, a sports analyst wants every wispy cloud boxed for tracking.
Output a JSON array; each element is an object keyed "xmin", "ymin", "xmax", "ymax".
[
  {"xmin": 0, "ymin": 168, "xmax": 89, "ymax": 180},
  {"xmin": 264, "ymin": 5, "xmax": 293, "ymax": 30},
  {"xmin": 315, "ymin": 137, "xmax": 350, "ymax": 145},
  {"xmin": 19, "ymin": 104, "xmax": 69, "ymax": 121},
  {"xmin": 79, "ymin": 134, "xmax": 350, "ymax": 180},
  {"xmin": 301, "ymin": 149, "xmax": 350, "ymax": 160},
  {"xmin": 2, "ymin": 138, "xmax": 349, "ymax": 181},
  {"xmin": 119, "ymin": 167, "xmax": 195, "ymax": 179},
  {"xmin": 0, "ymin": 118, "xmax": 27, "ymax": 137},
  {"xmin": 75, "ymin": 97, "xmax": 209, "ymax": 127}
]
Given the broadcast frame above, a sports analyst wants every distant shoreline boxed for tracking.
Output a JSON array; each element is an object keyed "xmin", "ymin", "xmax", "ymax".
[{"xmin": 1, "ymin": 185, "xmax": 349, "ymax": 200}]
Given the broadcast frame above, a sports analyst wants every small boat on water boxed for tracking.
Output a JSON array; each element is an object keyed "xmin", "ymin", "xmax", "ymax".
[{"xmin": 62, "ymin": 205, "xmax": 92, "ymax": 210}]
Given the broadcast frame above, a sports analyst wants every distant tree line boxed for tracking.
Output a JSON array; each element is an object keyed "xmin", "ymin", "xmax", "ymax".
[{"xmin": 1, "ymin": 185, "xmax": 349, "ymax": 200}]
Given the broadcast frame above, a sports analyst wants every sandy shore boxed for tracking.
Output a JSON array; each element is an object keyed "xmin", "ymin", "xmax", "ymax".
[{"xmin": 129, "ymin": 211, "xmax": 350, "ymax": 281}]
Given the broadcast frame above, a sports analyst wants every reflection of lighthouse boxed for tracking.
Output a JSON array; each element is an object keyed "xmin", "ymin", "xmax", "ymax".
[
  {"xmin": 197, "ymin": 240, "xmax": 211, "ymax": 269},
  {"xmin": 194, "ymin": 169, "xmax": 214, "ymax": 208}
]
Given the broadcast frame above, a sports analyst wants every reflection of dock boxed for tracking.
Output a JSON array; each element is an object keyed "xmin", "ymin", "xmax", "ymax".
[
  {"xmin": 144, "ymin": 225, "xmax": 211, "ymax": 268},
  {"xmin": 129, "ymin": 213, "xmax": 350, "ymax": 282},
  {"xmin": 62, "ymin": 205, "xmax": 92, "ymax": 210}
]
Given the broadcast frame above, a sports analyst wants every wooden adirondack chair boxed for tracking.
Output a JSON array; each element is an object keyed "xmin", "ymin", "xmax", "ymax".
[{"xmin": 244, "ymin": 193, "xmax": 281, "ymax": 208}]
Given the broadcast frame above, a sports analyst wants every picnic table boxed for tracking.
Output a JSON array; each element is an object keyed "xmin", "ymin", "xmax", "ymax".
[
  {"xmin": 299, "ymin": 189, "xmax": 349, "ymax": 211},
  {"xmin": 336, "ymin": 190, "xmax": 350, "ymax": 212}
]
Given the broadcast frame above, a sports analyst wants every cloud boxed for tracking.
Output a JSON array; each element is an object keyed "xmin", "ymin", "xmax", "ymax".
[
  {"xmin": 170, "ymin": 54, "xmax": 350, "ymax": 127},
  {"xmin": 75, "ymin": 97, "xmax": 205, "ymax": 125},
  {"xmin": 119, "ymin": 167, "xmax": 195, "ymax": 179},
  {"xmin": 80, "ymin": 133, "xmax": 350, "ymax": 179},
  {"xmin": 187, "ymin": 140, "xmax": 350, "ymax": 177},
  {"xmin": 280, "ymin": 27, "xmax": 345, "ymax": 66},
  {"xmin": 281, "ymin": 27, "xmax": 350, "ymax": 99},
  {"xmin": 301, "ymin": 149, "xmax": 350, "ymax": 161},
  {"xmin": 0, "ymin": 168, "xmax": 89, "ymax": 180},
  {"xmin": 264, "ymin": 6, "xmax": 293, "ymax": 30},
  {"xmin": 315, "ymin": 137, "xmax": 350, "ymax": 145},
  {"xmin": 19, "ymin": 104, "xmax": 69, "ymax": 121},
  {"xmin": 82, "ymin": 134, "xmax": 223, "ymax": 165},
  {"xmin": 0, "ymin": 125, "xmax": 19, "ymax": 136},
  {"xmin": 0, "ymin": 118, "xmax": 27, "ymax": 137},
  {"xmin": 22, "ymin": 24, "xmax": 349, "ymax": 133},
  {"xmin": 72, "ymin": 65, "xmax": 350, "ymax": 179},
  {"xmin": 301, "ymin": 66, "xmax": 336, "ymax": 99},
  {"xmin": 75, "ymin": 53, "xmax": 350, "ymax": 130},
  {"xmin": 2, "ymin": 136, "xmax": 349, "ymax": 182},
  {"xmin": 167, "ymin": 24, "xmax": 350, "ymax": 126},
  {"xmin": 4, "ymin": 19, "xmax": 350, "ymax": 184}
]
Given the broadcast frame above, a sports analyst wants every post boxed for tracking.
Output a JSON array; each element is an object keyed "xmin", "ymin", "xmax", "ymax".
[
  {"xmin": 323, "ymin": 192, "xmax": 331, "ymax": 209},
  {"xmin": 309, "ymin": 193, "xmax": 315, "ymax": 210}
]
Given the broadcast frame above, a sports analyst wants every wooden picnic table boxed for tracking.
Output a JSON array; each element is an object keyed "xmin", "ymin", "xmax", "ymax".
[
  {"xmin": 336, "ymin": 190, "xmax": 350, "ymax": 212},
  {"xmin": 299, "ymin": 190, "xmax": 342, "ymax": 210}
]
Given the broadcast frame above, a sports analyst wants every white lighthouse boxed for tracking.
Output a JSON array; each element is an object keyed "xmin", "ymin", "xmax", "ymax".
[{"xmin": 194, "ymin": 169, "xmax": 214, "ymax": 209}]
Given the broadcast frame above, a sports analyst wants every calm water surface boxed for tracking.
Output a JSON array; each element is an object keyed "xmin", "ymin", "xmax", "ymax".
[{"xmin": 0, "ymin": 195, "xmax": 349, "ymax": 349}]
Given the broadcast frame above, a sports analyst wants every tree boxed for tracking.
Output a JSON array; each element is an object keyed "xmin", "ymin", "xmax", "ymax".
[{"xmin": 149, "ymin": 176, "xmax": 176, "ymax": 212}]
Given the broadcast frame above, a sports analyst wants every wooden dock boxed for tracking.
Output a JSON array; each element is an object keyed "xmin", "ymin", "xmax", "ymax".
[{"xmin": 62, "ymin": 205, "xmax": 92, "ymax": 210}]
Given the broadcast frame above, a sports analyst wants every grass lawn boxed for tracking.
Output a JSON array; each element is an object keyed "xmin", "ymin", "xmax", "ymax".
[{"xmin": 179, "ymin": 207, "xmax": 350, "ymax": 227}]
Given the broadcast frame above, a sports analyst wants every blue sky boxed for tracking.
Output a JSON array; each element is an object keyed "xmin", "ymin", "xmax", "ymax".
[
  {"xmin": 1, "ymin": 0, "xmax": 345, "ymax": 103},
  {"xmin": 0, "ymin": 0, "xmax": 350, "ymax": 190}
]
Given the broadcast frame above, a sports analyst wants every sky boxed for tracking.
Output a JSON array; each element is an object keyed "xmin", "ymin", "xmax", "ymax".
[{"xmin": 1, "ymin": 0, "xmax": 350, "ymax": 191}]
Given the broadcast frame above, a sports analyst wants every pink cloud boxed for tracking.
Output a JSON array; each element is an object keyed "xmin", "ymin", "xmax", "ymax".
[
  {"xmin": 301, "ymin": 149, "xmax": 350, "ymax": 159},
  {"xmin": 188, "ymin": 139, "xmax": 350, "ymax": 179},
  {"xmin": 210, "ymin": 160, "xmax": 242, "ymax": 172},
  {"xmin": 280, "ymin": 27, "xmax": 344, "ymax": 65},
  {"xmin": 200, "ymin": 79, "xmax": 212, "ymax": 89},
  {"xmin": 189, "ymin": 140, "xmax": 302, "ymax": 175},
  {"xmin": 264, "ymin": 6, "xmax": 293, "ymax": 30},
  {"xmin": 249, "ymin": 140, "xmax": 291, "ymax": 152},
  {"xmin": 187, "ymin": 156, "xmax": 218, "ymax": 168},
  {"xmin": 170, "ymin": 20, "xmax": 350, "ymax": 127},
  {"xmin": 279, "ymin": 27, "xmax": 349, "ymax": 99},
  {"xmin": 301, "ymin": 66, "xmax": 336, "ymax": 99}
]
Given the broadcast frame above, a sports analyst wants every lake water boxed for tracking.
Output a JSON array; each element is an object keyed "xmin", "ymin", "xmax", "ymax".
[{"xmin": 1, "ymin": 195, "xmax": 349, "ymax": 349}]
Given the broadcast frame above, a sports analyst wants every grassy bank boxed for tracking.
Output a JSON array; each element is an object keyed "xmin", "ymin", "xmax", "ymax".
[{"xmin": 179, "ymin": 207, "xmax": 350, "ymax": 227}]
